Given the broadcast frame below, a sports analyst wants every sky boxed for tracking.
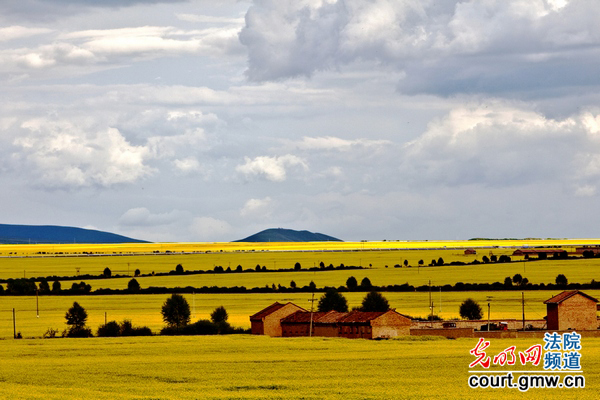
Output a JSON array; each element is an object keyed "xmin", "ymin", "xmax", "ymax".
[{"xmin": 1, "ymin": 0, "xmax": 600, "ymax": 242}]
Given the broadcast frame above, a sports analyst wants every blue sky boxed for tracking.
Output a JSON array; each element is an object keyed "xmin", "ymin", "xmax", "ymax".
[{"xmin": 1, "ymin": 0, "xmax": 600, "ymax": 242}]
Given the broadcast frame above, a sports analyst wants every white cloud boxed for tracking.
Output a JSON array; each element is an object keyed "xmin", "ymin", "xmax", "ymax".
[
  {"xmin": 294, "ymin": 136, "xmax": 391, "ymax": 151},
  {"xmin": 173, "ymin": 157, "xmax": 202, "ymax": 174},
  {"xmin": 118, "ymin": 207, "xmax": 186, "ymax": 227},
  {"xmin": 236, "ymin": 154, "xmax": 308, "ymax": 182},
  {"xmin": 399, "ymin": 101, "xmax": 600, "ymax": 193},
  {"xmin": 13, "ymin": 120, "xmax": 153, "ymax": 188},
  {"xmin": 240, "ymin": 196, "xmax": 272, "ymax": 217},
  {"xmin": 0, "ymin": 26, "xmax": 53, "ymax": 42},
  {"xmin": 189, "ymin": 216, "xmax": 232, "ymax": 241}
]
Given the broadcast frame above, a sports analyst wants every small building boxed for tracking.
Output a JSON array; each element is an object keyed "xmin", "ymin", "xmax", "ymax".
[
  {"xmin": 464, "ymin": 249, "xmax": 476, "ymax": 255},
  {"xmin": 337, "ymin": 310, "xmax": 411, "ymax": 339},
  {"xmin": 313, "ymin": 311, "xmax": 347, "ymax": 337},
  {"xmin": 250, "ymin": 302, "xmax": 306, "ymax": 337},
  {"xmin": 281, "ymin": 311, "xmax": 326, "ymax": 337},
  {"xmin": 512, "ymin": 249, "xmax": 567, "ymax": 258},
  {"xmin": 544, "ymin": 291, "xmax": 599, "ymax": 331}
]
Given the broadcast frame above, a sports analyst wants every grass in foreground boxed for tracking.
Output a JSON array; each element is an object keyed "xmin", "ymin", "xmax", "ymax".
[{"xmin": 0, "ymin": 335, "xmax": 599, "ymax": 399}]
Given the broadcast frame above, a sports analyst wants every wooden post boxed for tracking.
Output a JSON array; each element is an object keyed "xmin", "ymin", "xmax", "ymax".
[
  {"xmin": 522, "ymin": 292, "xmax": 525, "ymax": 330},
  {"xmin": 13, "ymin": 308, "xmax": 16, "ymax": 339},
  {"xmin": 487, "ymin": 302, "xmax": 491, "ymax": 332},
  {"xmin": 308, "ymin": 292, "xmax": 315, "ymax": 337}
]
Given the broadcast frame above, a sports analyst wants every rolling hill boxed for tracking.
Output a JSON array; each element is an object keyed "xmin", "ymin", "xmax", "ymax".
[
  {"xmin": 0, "ymin": 224, "xmax": 148, "ymax": 244},
  {"xmin": 236, "ymin": 228, "xmax": 342, "ymax": 242}
]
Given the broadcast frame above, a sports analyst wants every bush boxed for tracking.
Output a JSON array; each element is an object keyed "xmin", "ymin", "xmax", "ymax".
[
  {"xmin": 294, "ymin": 262, "xmax": 301, "ymax": 270},
  {"xmin": 459, "ymin": 298, "xmax": 483, "ymax": 320},
  {"xmin": 134, "ymin": 269, "xmax": 141, "ymax": 277},
  {"xmin": 43, "ymin": 328, "xmax": 59, "ymax": 338},
  {"xmin": 127, "ymin": 278, "xmax": 140, "ymax": 292},
  {"xmin": 361, "ymin": 291, "xmax": 390, "ymax": 312},
  {"xmin": 175, "ymin": 264, "xmax": 184, "ymax": 274},
  {"xmin": 103, "ymin": 267, "xmax": 112, "ymax": 277},
  {"xmin": 52, "ymin": 280, "xmax": 61, "ymax": 292},
  {"xmin": 97, "ymin": 321, "xmax": 121, "ymax": 337},
  {"xmin": 66, "ymin": 327, "xmax": 93, "ymax": 338}
]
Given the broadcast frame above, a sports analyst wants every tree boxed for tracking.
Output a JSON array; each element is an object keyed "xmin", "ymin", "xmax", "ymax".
[
  {"xmin": 309, "ymin": 281, "xmax": 317, "ymax": 291},
  {"xmin": 127, "ymin": 278, "xmax": 140, "ymax": 292},
  {"xmin": 360, "ymin": 277, "xmax": 372, "ymax": 289},
  {"xmin": 134, "ymin": 269, "xmax": 141, "ymax": 277},
  {"xmin": 490, "ymin": 254, "xmax": 497, "ymax": 262},
  {"xmin": 521, "ymin": 277, "xmax": 529, "ymax": 286},
  {"xmin": 103, "ymin": 267, "xmax": 111, "ymax": 277},
  {"xmin": 459, "ymin": 298, "xmax": 483, "ymax": 320},
  {"xmin": 65, "ymin": 302, "xmax": 88, "ymax": 330},
  {"xmin": 255, "ymin": 264, "xmax": 261, "ymax": 271},
  {"xmin": 418, "ymin": 259, "xmax": 424, "ymax": 266},
  {"xmin": 38, "ymin": 278, "xmax": 50, "ymax": 293},
  {"xmin": 175, "ymin": 264, "xmax": 184, "ymax": 274},
  {"xmin": 52, "ymin": 280, "xmax": 61, "ymax": 293},
  {"xmin": 346, "ymin": 276, "xmax": 358, "ymax": 290},
  {"xmin": 236, "ymin": 265, "xmax": 243, "ymax": 272},
  {"xmin": 403, "ymin": 260, "xmax": 409, "ymax": 267},
  {"xmin": 319, "ymin": 261, "xmax": 325, "ymax": 268},
  {"xmin": 503, "ymin": 276, "xmax": 512, "ymax": 288},
  {"xmin": 318, "ymin": 288, "xmax": 349, "ymax": 312},
  {"xmin": 437, "ymin": 257, "xmax": 444, "ymax": 266},
  {"xmin": 211, "ymin": 306, "xmax": 228, "ymax": 323},
  {"xmin": 294, "ymin": 262, "xmax": 301, "ymax": 270},
  {"xmin": 161, "ymin": 294, "xmax": 191, "ymax": 330},
  {"xmin": 290, "ymin": 280, "xmax": 297, "ymax": 289},
  {"xmin": 361, "ymin": 291, "xmax": 390, "ymax": 312},
  {"xmin": 512, "ymin": 274, "xmax": 523, "ymax": 285},
  {"xmin": 555, "ymin": 274, "xmax": 568, "ymax": 286},
  {"xmin": 482, "ymin": 255, "xmax": 490, "ymax": 263}
]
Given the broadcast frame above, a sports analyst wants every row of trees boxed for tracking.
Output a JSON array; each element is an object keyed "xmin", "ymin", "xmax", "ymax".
[
  {"xmin": 317, "ymin": 289, "xmax": 390, "ymax": 313},
  {"xmin": 56, "ymin": 295, "xmax": 248, "ymax": 338}
]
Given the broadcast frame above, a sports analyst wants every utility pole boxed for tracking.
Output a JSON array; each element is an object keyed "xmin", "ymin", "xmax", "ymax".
[
  {"xmin": 308, "ymin": 292, "xmax": 316, "ymax": 337},
  {"xmin": 13, "ymin": 308, "xmax": 16, "ymax": 339},
  {"xmin": 487, "ymin": 302, "xmax": 491, "ymax": 332},
  {"xmin": 429, "ymin": 280, "xmax": 433, "ymax": 327},
  {"xmin": 522, "ymin": 292, "xmax": 525, "ymax": 331}
]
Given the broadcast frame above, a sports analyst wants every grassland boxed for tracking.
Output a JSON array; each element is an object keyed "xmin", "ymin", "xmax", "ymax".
[
  {"xmin": 4, "ymin": 290, "xmax": 599, "ymax": 339},
  {"xmin": 1, "ymin": 335, "xmax": 599, "ymax": 399}
]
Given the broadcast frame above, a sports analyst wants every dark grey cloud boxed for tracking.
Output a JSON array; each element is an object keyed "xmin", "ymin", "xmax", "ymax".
[{"xmin": 239, "ymin": 0, "xmax": 600, "ymax": 98}]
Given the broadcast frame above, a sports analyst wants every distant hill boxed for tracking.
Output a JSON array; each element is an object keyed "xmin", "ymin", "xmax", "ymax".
[
  {"xmin": 0, "ymin": 224, "xmax": 148, "ymax": 244},
  {"xmin": 236, "ymin": 228, "xmax": 342, "ymax": 242}
]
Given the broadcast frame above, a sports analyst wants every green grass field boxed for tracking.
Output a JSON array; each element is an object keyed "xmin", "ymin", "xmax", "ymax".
[
  {"xmin": 0, "ymin": 335, "xmax": 598, "ymax": 399},
  {"xmin": 3, "ymin": 290, "xmax": 598, "ymax": 339}
]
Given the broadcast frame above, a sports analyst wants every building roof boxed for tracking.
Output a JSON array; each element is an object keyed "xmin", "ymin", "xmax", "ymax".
[
  {"xmin": 337, "ymin": 310, "xmax": 388, "ymax": 323},
  {"xmin": 280, "ymin": 311, "xmax": 327, "ymax": 324},
  {"xmin": 544, "ymin": 290, "xmax": 599, "ymax": 304},
  {"xmin": 314, "ymin": 311, "xmax": 347, "ymax": 324},
  {"xmin": 513, "ymin": 249, "xmax": 566, "ymax": 254},
  {"xmin": 250, "ymin": 302, "xmax": 306, "ymax": 321}
]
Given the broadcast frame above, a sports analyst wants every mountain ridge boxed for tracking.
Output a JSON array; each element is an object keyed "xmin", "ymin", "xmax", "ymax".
[
  {"xmin": 0, "ymin": 224, "xmax": 148, "ymax": 244},
  {"xmin": 236, "ymin": 228, "xmax": 342, "ymax": 242}
]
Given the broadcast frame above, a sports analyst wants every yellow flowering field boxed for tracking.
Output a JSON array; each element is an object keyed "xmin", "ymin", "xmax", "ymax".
[{"xmin": 0, "ymin": 335, "xmax": 598, "ymax": 399}]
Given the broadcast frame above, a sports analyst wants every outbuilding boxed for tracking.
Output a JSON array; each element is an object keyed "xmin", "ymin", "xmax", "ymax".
[
  {"xmin": 544, "ymin": 290, "xmax": 598, "ymax": 331},
  {"xmin": 250, "ymin": 302, "xmax": 306, "ymax": 336}
]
